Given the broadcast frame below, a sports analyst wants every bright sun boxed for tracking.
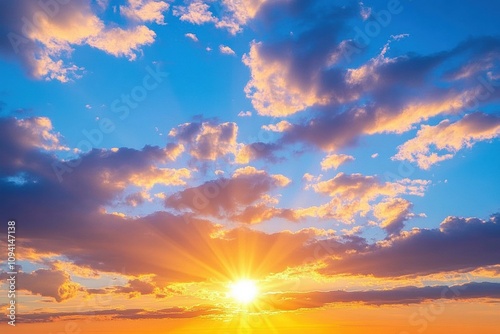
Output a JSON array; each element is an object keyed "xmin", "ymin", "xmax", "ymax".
[{"xmin": 229, "ymin": 279, "xmax": 258, "ymax": 304}]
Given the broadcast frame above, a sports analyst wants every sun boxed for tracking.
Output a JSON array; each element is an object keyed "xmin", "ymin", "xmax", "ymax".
[{"xmin": 229, "ymin": 279, "xmax": 258, "ymax": 304}]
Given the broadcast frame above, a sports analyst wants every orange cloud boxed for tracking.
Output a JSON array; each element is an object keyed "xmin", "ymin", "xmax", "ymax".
[
  {"xmin": 0, "ymin": 269, "xmax": 80, "ymax": 302},
  {"xmin": 320, "ymin": 153, "xmax": 355, "ymax": 171},
  {"xmin": 302, "ymin": 173, "xmax": 429, "ymax": 225},
  {"xmin": 394, "ymin": 112, "xmax": 500, "ymax": 169},
  {"xmin": 2, "ymin": 0, "xmax": 163, "ymax": 81}
]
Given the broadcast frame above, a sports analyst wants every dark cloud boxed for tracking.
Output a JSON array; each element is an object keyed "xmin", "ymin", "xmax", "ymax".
[
  {"xmin": 264, "ymin": 282, "xmax": 500, "ymax": 311},
  {"xmin": 0, "ymin": 269, "xmax": 80, "ymax": 302},
  {"xmin": 17, "ymin": 305, "xmax": 223, "ymax": 323},
  {"xmin": 320, "ymin": 214, "xmax": 500, "ymax": 277}
]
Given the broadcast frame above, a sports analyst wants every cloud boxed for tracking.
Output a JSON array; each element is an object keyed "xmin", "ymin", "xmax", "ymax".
[
  {"xmin": 0, "ymin": 116, "xmax": 185, "ymax": 216},
  {"xmin": 172, "ymin": 0, "xmax": 267, "ymax": 35},
  {"xmin": 0, "ymin": 269, "xmax": 80, "ymax": 302},
  {"xmin": 120, "ymin": 0, "xmax": 170, "ymax": 24},
  {"xmin": 17, "ymin": 305, "xmax": 223, "ymax": 323},
  {"xmin": 262, "ymin": 120, "xmax": 292, "ymax": 132},
  {"xmin": 303, "ymin": 172, "xmax": 429, "ymax": 225},
  {"xmin": 87, "ymin": 25, "xmax": 156, "ymax": 61},
  {"xmin": 231, "ymin": 204, "xmax": 299, "ymax": 224},
  {"xmin": 185, "ymin": 32, "xmax": 199, "ymax": 42},
  {"xmin": 0, "ymin": 117, "xmax": 326, "ymax": 283},
  {"xmin": 219, "ymin": 44, "xmax": 235, "ymax": 55},
  {"xmin": 265, "ymin": 282, "xmax": 500, "ymax": 310},
  {"xmin": 128, "ymin": 167, "xmax": 191, "ymax": 188},
  {"xmin": 373, "ymin": 198, "xmax": 413, "ymax": 235},
  {"xmin": 215, "ymin": 0, "xmax": 267, "ymax": 34},
  {"xmin": 235, "ymin": 142, "xmax": 282, "ymax": 164},
  {"xmin": 238, "ymin": 0, "xmax": 500, "ymax": 159},
  {"xmin": 0, "ymin": 0, "xmax": 162, "ymax": 81},
  {"xmin": 319, "ymin": 214, "xmax": 500, "ymax": 277},
  {"xmin": 3, "ymin": 117, "xmax": 68, "ymax": 152},
  {"xmin": 111, "ymin": 278, "xmax": 157, "ymax": 296},
  {"xmin": 173, "ymin": 1, "xmax": 217, "ymax": 25},
  {"xmin": 320, "ymin": 153, "xmax": 354, "ymax": 171},
  {"xmin": 394, "ymin": 112, "xmax": 500, "ymax": 169},
  {"xmin": 0, "ymin": 116, "xmax": 498, "ymax": 304},
  {"xmin": 165, "ymin": 166, "xmax": 290, "ymax": 218},
  {"xmin": 168, "ymin": 120, "xmax": 239, "ymax": 161},
  {"xmin": 237, "ymin": 111, "xmax": 252, "ymax": 117}
]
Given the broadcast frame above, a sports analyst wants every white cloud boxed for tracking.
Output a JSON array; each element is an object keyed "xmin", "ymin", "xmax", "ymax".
[
  {"xmin": 185, "ymin": 33, "xmax": 199, "ymax": 42},
  {"xmin": 238, "ymin": 111, "xmax": 252, "ymax": 117},
  {"xmin": 219, "ymin": 44, "xmax": 236, "ymax": 55}
]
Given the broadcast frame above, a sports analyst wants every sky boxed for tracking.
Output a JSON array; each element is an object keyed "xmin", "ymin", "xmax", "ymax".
[{"xmin": 0, "ymin": 0, "xmax": 499, "ymax": 333}]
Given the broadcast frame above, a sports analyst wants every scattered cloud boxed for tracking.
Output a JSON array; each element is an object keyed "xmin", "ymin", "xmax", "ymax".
[
  {"xmin": 237, "ymin": 111, "xmax": 252, "ymax": 117},
  {"xmin": 173, "ymin": 1, "xmax": 217, "ymax": 25},
  {"xmin": 168, "ymin": 120, "xmax": 239, "ymax": 161},
  {"xmin": 185, "ymin": 33, "xmax": 199, "ymax": 42},
  {"xmin": 120, "ymin": 0, "xmax": 170, "ymax": 24},
  {"xmin": 394, "ymin": 112, "xmax": 500, "ymax": 169},
  {"xmin": 320, "ymin": 154, "xmax": 355, "ymax": 171},
  {"xmin": 219, "ymin": 44, "xmax": 235, "ymax": 56}
]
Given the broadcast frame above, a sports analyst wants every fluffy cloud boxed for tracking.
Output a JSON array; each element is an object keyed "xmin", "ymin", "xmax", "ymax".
[
  {"xmin": 0, "ymin": 0, "xmax": 163, "ymax": 81},
  {"xmin": 128, "ymin": 167, "xmax": 191, "ymax": 188},
  {"xmin": 86, "ymin": 25, "xmax": 156, "ymax": 60},
  {"xmin": 303, "ymin": 173, "xmax": 429, "ymax": 226},
  {"xmin": 168, "ymin": 120, "xmax": 239, "ymax": 161},
  {"xmin": 120, "ymin": 0, "xmax": 170, "ymax": 24},
  {"xmin": 373, "ymin": 198, "xmax": 413, "ymax": 235},
  {"xmin": 231, "ymin": 204, "xmax": 299, "ymax": 224},
  {"xmin": 3, "ymin": 117, "xmax": 67, "ymax": 152},
  {"xmin": 320, "ymin": 153, "xmax": 354, "ymax": 171},
  {"xmin": 394, "ymin": 112, "xmax": 500, "ymax": 169},
  {"xmin": 185, "ymin": 33, "xmax": 199, "ymax": 42},
  {"xmin": 173, "ymin": 1, "xmax": 217, "ymax": 25},
  {"xmin": 219, "ymin": 44, "xmax": 235, "ymax": 55},
  {"xmin": 235, "ymin": 142, "xmax": 282, "ymax": 164},
  {"xmin": 0, "ymin": 269, "xmax": 80, "ymax": 302},
  {"xmin": 165, "ymin": 166, "xmax": 290, "ymax": 219},
  {"xmin": 172, "ymin": 0, "xmax": 267, "ymax": 35}
]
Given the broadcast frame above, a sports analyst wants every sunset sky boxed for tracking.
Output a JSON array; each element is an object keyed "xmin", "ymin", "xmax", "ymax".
[{"xmin": 0, "ymin": 0, "xmax": 499, "ymax": 333}]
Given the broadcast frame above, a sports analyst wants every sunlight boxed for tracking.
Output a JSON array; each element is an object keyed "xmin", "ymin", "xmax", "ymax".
[{"xmin": 229, "ymin": 279, "xmax": 258, "ymax": 304}]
